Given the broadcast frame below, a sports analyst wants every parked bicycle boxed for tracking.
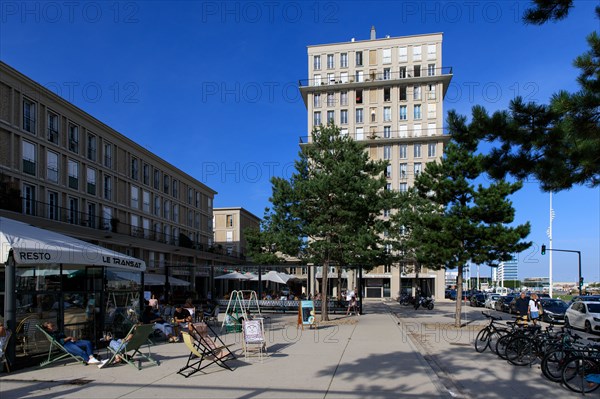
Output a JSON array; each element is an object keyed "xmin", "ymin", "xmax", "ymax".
[{"xmin": 474, "ymin": 312, "xmax": 507, "ymax": 353}]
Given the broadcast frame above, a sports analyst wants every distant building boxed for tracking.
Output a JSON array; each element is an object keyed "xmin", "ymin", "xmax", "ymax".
[
  {"xmin": 213, "ymin": 207, "xmax": 260, "ymax": 259},
  {"xmin": 523, "ymin": 277, "xmax": 549, "ymax": 291},
  {"xmin": 495, "ymin": 257, "xmax": 518, "ymax": 284}
]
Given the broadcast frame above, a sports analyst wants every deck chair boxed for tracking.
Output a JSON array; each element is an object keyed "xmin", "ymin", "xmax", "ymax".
[
  {"xmin": 36, "ymin": 325, "xmax": 87, "ymax": 368},
  {"xmin": 0, "ymin": 329, "xmax": 12, "ymax": 372},
  {"xmin": 177, "ymin": 322, "xmax": 235, "ymax": 377},
  {"xmin": 242, "ymin": 319, "xmax": 267, "ymax": 362},
  {"xmin": 17, "ymin": 315, "xmax": 39, "ymax": 354},
  {"xmin": 102, "ymin": 324, "xmax": 160, "ymax": 370}
]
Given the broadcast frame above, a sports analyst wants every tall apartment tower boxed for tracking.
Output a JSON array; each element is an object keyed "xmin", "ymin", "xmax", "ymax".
[{"xmin": 299, "ymin": 28, "xmax": 453, "ymax": 299}]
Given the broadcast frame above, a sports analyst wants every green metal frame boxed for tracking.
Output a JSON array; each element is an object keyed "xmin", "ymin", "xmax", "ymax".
[{"xmin": 36, "ymin": 325, "xmax": 87, "ymax": 368}]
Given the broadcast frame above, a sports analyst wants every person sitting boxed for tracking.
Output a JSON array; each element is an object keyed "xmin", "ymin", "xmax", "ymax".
[
  {"xmin": 99, "ymin": 326, "xmax": 137, "ymax": 368},
  {"xmin": 173, "ymin": 304, "xmax": 192, "ymax": 336},
  {"xmin": 0, "ymin": 324, "xmax": 9, "ymax": 359},
  {"xmin": 141, "ymin": 305, "xmax": 178, "ymax": 342},
  {"xmin": 41, "ymin": 321, "xmax": 106, "ymax": 366}
]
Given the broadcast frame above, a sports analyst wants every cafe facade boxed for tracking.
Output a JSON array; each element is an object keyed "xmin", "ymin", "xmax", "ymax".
[{"xmin": 0, "ymin": 216, "xmax": 146, "ymax": 368}]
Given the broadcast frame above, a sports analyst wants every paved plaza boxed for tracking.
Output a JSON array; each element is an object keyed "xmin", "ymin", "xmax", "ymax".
[{"xmin": 0, "ymin": 300, "xmax": 593, "ymax": 399}]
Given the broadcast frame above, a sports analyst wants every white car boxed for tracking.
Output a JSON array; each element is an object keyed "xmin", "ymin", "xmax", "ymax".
[
  {"xmin": 484, "ymin": 294, "xmax": 501, "ymax": 310},
  {"xmin": 564, "ymin": 301, "xmax": 600, "ymax": 334}
]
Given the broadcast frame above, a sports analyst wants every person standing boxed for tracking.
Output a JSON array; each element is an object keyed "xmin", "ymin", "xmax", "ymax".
[
  {"xmin": 528, "ymin": 293, "xmax": 541, "ymax": 325},
  {"xmin": 514, "ymin": 291, "xmax": 530, "ymax": 326},
  {"xmin": 148, "ymin": 294, "xmax": 159, "ymax": 310}
]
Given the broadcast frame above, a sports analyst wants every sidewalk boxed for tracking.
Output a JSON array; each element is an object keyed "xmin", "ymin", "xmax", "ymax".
[
  {"xmin": 0, "ymin": 303, "xmax": 449, "ymax": 399},
  {"xmin": 1, "ymin": 301, "xmax": 590, "ymax": 399},
  {"xmin": 390, "ymin": 299, "xmax": 591, "ymax": 399}
]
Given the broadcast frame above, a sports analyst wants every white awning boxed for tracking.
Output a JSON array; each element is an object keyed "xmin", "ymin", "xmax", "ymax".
[
  {"xmin": 111, "ymin": 272, "xmax": 189, "ymax": 286},
  {"xmin": 0, "ymin": 217, "xmax": 145, "ymax": 271},
  {"xmin": 143, "ymin": 273, "xmax": 190, "ymax": 287}
]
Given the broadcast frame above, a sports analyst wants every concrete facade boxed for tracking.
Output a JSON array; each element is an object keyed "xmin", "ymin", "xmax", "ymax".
[
  {"xmin": 0, "ymin": 61, "xmax": 249, "ymax": 298},
  {"xmin": 299, "ymin": 28, "xmax": 452, "ymax": 300},
  {"xmin": 213, "ymin": 206, "xmax": 261, "ymax": 259}
]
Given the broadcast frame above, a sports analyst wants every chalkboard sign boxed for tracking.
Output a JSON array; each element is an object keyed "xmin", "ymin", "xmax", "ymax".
[{"xmin": 300, "ymin": 300, "xmax": 316, "ymax": 327}]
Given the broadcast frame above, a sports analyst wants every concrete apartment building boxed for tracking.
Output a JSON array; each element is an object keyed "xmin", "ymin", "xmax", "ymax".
[
  {"xmin": 0, "ymin": 61, "xmax": 248, "ymax": 299},
  {"xmin": 298, "ymin": 27, "xmax": 453, "ymax": 299},
  {"xmin": 213, "ymin": 207, "xmax": 260, "ymax": 258}
]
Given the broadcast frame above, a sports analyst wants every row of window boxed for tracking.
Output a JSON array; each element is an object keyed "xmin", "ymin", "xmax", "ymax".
[
  {"xmin": 21, "ymin": 182, "xmax": 209, "ymax": 240},
  {"xmin": 314, "ymin": 104, "xmax": 436, "ymax": 126},
  {"xmin": 23, "ymin": 98, "xmax": 109, "ymax": 163},
  {"xmin": 312, "ymin": 44, "xmax": 437, "ymax": 70},
  {"xmin": 21, "ymin": 98, "xmax": 209, "ymax": 209},
  {"xmin": 383, "ymin": 143, "xmax": 438, "ymax": 161},
  {"xmin": 328, "ymin": 124, "xmax": 440, "ymax": 140},
  {"xmin": 313, "ymin": 85, "xmax": 437, "ymax": 109},
  {"xmin": 312, "ymin": 64, "xmax": 438, "ymax": 85},
  {"xmin": 21, "ymin": 141, "xmax": 211, "ymax": 225}
]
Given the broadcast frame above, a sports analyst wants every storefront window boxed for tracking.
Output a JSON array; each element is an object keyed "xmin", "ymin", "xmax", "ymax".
[{"xmin": 11, "ymin": 265, "xmax": 142, "ymax": 362}]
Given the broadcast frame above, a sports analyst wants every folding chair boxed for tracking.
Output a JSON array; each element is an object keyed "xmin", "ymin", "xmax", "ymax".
[
  {"xmin": 177, "ymin": 322, "xmax": 235, "ymax": 377},
  {"xmin": 17, "ymin": 316, "xmax": 39, "ymax": 354},
  {"xmin": 102, "ymin": 324, "xmax": 160, "ymax": 370},
  {"xmin": 36, "ymin": 325, "xmax": 87, "ymax": 368},
  {"xmin": 0, "ymin": 329, "xmax": 12, "ymax": 372},
  {"xmin": 242, "ymin": 319, "xmax": 267, "ymax": 362}
]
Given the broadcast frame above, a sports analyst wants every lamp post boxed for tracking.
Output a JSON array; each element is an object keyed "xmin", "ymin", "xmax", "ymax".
[
  {"xmin": 546, "ymin": 193, "xmax": 555, "ymax": 298},
  {"xmin": 541, "ymin": 245, "xmax": 582, "ymax": 294}
]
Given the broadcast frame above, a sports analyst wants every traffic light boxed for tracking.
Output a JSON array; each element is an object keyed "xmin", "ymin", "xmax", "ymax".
[
  {"xmin": 580, "ymin": 277, "xmax": 584, "ymax": 285},
  {"xmin": 541, "ymin": 244, "xmax": 546, "ymax": 255}
]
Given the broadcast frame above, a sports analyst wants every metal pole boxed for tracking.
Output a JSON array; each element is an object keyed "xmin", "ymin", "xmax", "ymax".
[
  {"xmin": 549, "ymin": 193, "xmax": 553, "ymax": 297},
  {"xmin": 578, "ymin": 251, "xmax": 582, "ymax": 294},
  {"xmin": 5, "ymin": 252, "xmax": 16, "ymax": 368},
  {"xmin": 258, "ymin": 265, "xmax": 262, "ymax": 299}
]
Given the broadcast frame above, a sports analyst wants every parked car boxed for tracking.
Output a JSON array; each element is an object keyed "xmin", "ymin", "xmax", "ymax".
[
  {"xmin": 565, "ymin": 301, "xmax": 600, "ymax": 333},
  {"xmin": 570, "ymin": 295, "xmax": 600, "ymax": 304},
  {"xmin": 539, "ymin": 298, "xmax": 568, "ymax": 324},
  {"xmin": 484, "ymin": 294, "xmax": 501, "ymax": 310},
  {"xmin": 495, "ymin": 295, "xmax": 517, "ymax": 313},
  {"xmin": 469, "ymin": 293, "xmax": 486, "ymax": 307}
]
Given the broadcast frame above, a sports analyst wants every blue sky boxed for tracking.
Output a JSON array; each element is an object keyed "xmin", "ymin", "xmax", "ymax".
[{"xmin": 1, "ymin": 1, "xmax": 598, "ymax": 282}]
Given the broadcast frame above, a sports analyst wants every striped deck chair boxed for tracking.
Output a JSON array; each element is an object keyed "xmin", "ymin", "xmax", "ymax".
[{"xmin": 102, "ymin": 324, "xmax": 160, "ymax": 370}]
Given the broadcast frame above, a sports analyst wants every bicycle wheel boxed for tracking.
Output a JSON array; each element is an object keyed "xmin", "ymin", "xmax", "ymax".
[
  {"xmin": 489, "ymin": 328, "xmax": 506, "ymax": 353},
  {"xmin": 495, "ymin": 334, "xmax": 513, "ymax": 359},
  {"xmin": 474, "ymin": 329, "xmax": 490, "ymax": 353},
  {"xmin": 562, "ymin": 356, "xmax": 600, "ymax": 394},
  {"xmin": 541, "ymin": 348, "xmax": 570, "ymax": 382},
  {"xmin": 506, "ymin": 336, "xmax": 536, "ymax": 366}
]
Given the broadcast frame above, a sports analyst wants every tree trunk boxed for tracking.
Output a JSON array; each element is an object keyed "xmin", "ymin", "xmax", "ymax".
[
  {"xmin": 321, "ymin": 260, "xmax": 330, "ymax": 321},
  {"xmin": 455, "ymin": 264, "xmax": 464, "ymax": 327}
]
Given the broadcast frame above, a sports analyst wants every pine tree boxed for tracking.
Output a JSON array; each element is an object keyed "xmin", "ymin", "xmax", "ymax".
[
  {"xmin": 468, "ymin": 3, "xmax": 599, "ymax": 191},
  {"xmin": 392, "ymin": 113, "xmax": 532, "ymax": 327},
  {"xmin": 251, "ymin": 123, "xmax": 392, "ymax": 321}
]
